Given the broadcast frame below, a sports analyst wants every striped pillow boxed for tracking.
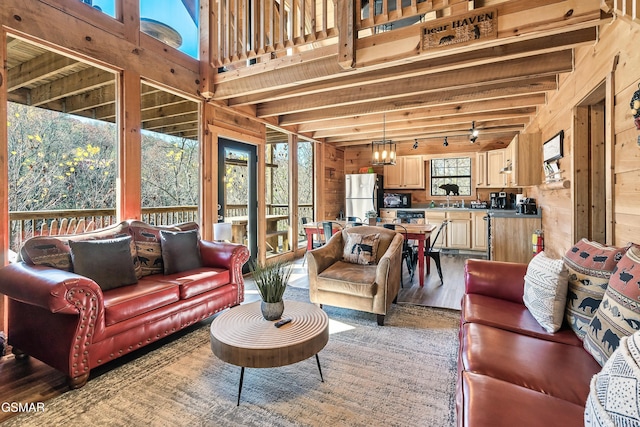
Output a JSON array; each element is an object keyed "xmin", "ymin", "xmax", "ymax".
[{"xmin": 523, "ymin": 251, "xmax": 569, "ymax": 333}]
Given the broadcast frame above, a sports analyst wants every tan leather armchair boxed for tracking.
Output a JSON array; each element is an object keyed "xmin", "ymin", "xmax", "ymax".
[{"xmin": 306, "ymin": 225, "xmax": 404, "ymax": 325}]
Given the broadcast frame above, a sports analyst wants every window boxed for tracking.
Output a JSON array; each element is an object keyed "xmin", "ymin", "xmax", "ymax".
[{"xmin": 430, "ymin": 157, "xmax": 471, "ymax": 196}]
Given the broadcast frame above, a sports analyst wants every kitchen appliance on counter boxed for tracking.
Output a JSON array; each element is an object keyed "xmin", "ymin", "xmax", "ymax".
[
  {"xmin": 345, "ymin": 174, "xmax": 384, "ymax": 221},
  {"xmin": 517, "ymin": 198, "xmax": 538, "ymax": 215},
  {"xmin": 490, "ymin": 191, "xmax": 515, "ymax": 210},
  {"xmin": 383, "ymin": 193, "xmax": 411, "ymax": 208},
  {"xmin": 397, "ymin": 210, "xmax": 425, "ymax": 224}
]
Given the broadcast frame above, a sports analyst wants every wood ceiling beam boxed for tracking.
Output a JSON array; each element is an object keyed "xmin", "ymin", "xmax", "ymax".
[
  {"xmin": 64, "ymin": 84, "xmax": 116, "ymax": 113},
  {"xmin": 297, "ymin": 94, "xmax": 546, "ymax": 133},
  {"xmin": 143, "ymin": 113, "xmax": 199, "ymax": 130},
  {"xmin": 28, "ymin": 68, "xmax": 115, "ymax": 107},
  {"xmin": 141, "ymin": 101, "xmax": 198, "ymax": 121},
  {"xmin": 326, "ymin": 117, "xmax": 530, "ymax": 144},
  {"xmin": 256, "ymin": 50, "xmax": 572, "ymax": 117},
  {"xmin": 313, "ymin": 107, "xmax": 537, "ymax": 139},
  {"xmin": 7, "ymin": 51, "xmax": 81, "ymax": 91},
  {"xmin": 279, "ymin": 75, "xmax": 557, "ymax": 125}
]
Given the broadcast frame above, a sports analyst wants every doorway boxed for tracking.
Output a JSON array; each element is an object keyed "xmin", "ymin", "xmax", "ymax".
[
  {"xmin": 217, "ymin": 138, "xmax": 258, "ymax": 269},
  {"xmin": 574, "ymin": 83, "xmax": 607, "ymax": 242}
]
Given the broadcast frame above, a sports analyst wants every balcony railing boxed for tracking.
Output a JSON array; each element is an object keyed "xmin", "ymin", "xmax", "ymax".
[{"xmin": 214, "ymin": 0, "xmax": 467, "ymax": 67}]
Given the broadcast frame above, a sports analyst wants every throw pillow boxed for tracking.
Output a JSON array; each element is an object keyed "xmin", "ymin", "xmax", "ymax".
[
  {"xmin": 523, "ymin": 251, "xmax": 569, "ymax": 333},
  {"xmin": 564, "ymin": 239, "xmax": 627, "ymax": 340},
  {"xmin": 159, "ymin": 229, "xmax": 202, "ymax": 275},
  {"xmin": 342, "ymin": 233, "xmax": 380, "ymax": 265},
  {"xmin": 69, "ymin": 236, "xmax": 139, "ymax": 291},
  {"xmin": 585, "ymin": 330, "xmax": 640, "ymax": 426},
  {"xmin": 584, "ymin": 246, "xmax": 640, "ymax": 366}
]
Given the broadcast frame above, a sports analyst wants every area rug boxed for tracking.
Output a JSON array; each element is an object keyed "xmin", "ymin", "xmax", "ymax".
[{"xmin": 7, "ymin": 287, "xmax": 460, "ymax": 427}]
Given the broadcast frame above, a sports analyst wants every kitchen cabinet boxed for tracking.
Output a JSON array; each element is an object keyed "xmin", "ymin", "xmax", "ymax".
[
  {"xmin": 472, "ymin": 211, "xmax": 488, "ymax": 251},
  {"xmin": 490, "ymin": 214, "xmax": 541, "ymax": 263},
  {"xmin": 446, "ymin": 211, "xmax": 471, "ymax": 249},
  {"xmin": 425, "ymin": 211, "xmax": 447, "ymax": 247},
  {"xmin": 476, "ymin": 152, "xmax": 487, "ymax": 187},
  {"xmin": 379, "ymin": 209, "xmax": 397, "ymax": 221},
  {"xmin": 383, "ymin": 155, "xmax": 425, "ymax": 189},
  {"xmin": 504, "ymin": 133, "xmax": 542, "ymax": 187},
  {"xmin": 486, "ymin": 149, "xmax": 507, "ymax": 187}
]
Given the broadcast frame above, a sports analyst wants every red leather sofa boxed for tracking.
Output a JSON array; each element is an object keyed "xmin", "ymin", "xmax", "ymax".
[
  {"xmin": 0, "ymin": 220, "xmax": 249, "ymax": 388},
  {"xmin": 457, "ymin": 259, "xmax": 602, "ymax": 427}
]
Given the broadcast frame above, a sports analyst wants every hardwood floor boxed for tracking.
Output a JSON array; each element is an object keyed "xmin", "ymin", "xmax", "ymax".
[{"xmin": 0, "ymin": 253, "xmax": 478, "ymax": 422}]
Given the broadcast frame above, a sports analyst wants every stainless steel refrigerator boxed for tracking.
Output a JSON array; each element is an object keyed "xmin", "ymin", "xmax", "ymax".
[{"xmin": 345, "ymin": 173, "xmax": 383, "ymax": 221}]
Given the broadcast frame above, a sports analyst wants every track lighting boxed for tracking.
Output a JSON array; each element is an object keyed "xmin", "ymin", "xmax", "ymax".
[
  {"xmin": 470, "ymin": 121, "xmax": 479, "ymax": 143},
  {"xmin": 443, "ymin": 137, "xmax": 449, "ymax": 147},
  {"xmin": 413, "ymin": 139, "xmax": 419, "ymax": 149}
]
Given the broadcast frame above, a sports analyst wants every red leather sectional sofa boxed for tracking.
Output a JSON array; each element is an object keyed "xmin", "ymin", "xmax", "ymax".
[
  {"xmin": 457, "ymin": 259, "xmax": 602, "ymax": 427},
  {"xmin": 0, "ymin": 220, "xmax": 249, "ymax": 388}
]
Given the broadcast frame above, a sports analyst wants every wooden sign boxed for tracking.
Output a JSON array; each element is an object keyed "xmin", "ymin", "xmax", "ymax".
[{"xmin": 422, "ymin": 9, "xmax": 497, "ymax": 51}]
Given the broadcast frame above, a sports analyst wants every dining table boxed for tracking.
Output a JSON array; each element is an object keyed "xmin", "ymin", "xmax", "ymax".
[{"xmin": 303, "ymin": 221, "xmax": 436, "ymax": 287}]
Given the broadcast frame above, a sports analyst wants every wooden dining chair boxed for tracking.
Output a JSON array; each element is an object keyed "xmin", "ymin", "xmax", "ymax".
[{"xmin": 424, "ymin": 220, "xmax": 449, "ymax": 286}]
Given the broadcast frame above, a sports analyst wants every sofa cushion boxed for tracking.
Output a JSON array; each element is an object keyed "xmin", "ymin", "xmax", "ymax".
[
  {"xmin": 584, "ymin": 246, "xmax": 640, "ymax": 366},
  {"xmin": 69, "ymin": 236, "xmax": 138, "ymax": 291},
  {"xmin": 317, "ymin": 261, "xmax": 378, "ymax": 297},
  {"xmin": 342, "ymin": 233, "xmax": 380, "ymax": 265},
  {"xmin": 159, "ymin": 229, "xmax": 202, "ymax": 275},
  {"xmin": 460, "ymin": 371, "xmax": 587, "ymax": 427},
  {"xmin": 460, "ymin": 322, "xmax": 601, "ymax": 406},
  {"xmin": 585, "ymin": 331, "xmax": 640, "ymax": 426},
  {"xmin": 155, "ymin": 267, "xmax": 230, "ymax": 299},
  {"xmin": 461, "ymin": 294, "xmax": 582, "ymax": 346},
  {"xmin": 103, "ymin": 279, "xmax": 180, "ymax": 326},
  {"xmin": 564, "ymin": 239, "xmax": 627, "ymax": 340},
  {"xmin": 523, "ymin": 251, "xmax": 569, "ymax": 333}
]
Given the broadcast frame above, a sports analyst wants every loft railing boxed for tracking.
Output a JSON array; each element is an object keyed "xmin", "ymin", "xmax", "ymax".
[
  {"xmin": 213, "ymin": 0, "xmax": 467, "ymax": 67},
  {"xmin": 604, "ymin": 0, "xmax": 640, "ymax": 21}
]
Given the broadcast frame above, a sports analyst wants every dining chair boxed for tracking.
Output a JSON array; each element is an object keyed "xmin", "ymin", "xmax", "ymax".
[
  {"xmin": 301, "ymin": 217, "xmax": 322, "ymax": 267},
  {"xmin": 425, "ymin": 220, "xmax": 449, "ymax": 286},
  {"xmin": 322, "ymin": 221, "xmax": 343, "ymax": 242},
  {"xmin": 383, "ymin": 223, "xmax": 416, "ymax": 287}
]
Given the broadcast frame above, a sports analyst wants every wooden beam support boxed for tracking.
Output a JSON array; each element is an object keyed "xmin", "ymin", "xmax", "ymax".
[
  {"xmin": 119, "ymin": 70, "xmax": 142, "ymax": 221},
  {"xmin": 337, "ymin": 0, "xmax": 356, "ymax": 69}
]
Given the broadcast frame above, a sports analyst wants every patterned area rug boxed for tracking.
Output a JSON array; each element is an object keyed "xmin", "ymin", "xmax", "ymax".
[{"xmin": 7, "ymin": 287, "xmax": 459, "ymax": 427}]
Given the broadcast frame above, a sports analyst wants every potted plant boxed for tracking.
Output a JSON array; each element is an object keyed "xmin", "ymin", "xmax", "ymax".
[
  {"xmin": 365, "ymin": 209, "xmax": 378, "ymax": 226},
  {"xmin": 249, "ymin": 259, "xmax": 292, "ymax": 320}
]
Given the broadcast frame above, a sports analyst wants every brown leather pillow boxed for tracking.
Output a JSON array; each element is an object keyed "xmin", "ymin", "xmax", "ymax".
[
  {"xmin": 69, "ymin": 236, "xmax": 138, "ymax": 291},
  {"xmin": 159, "ymin": 229, "xmax": 202, "ymax": 275}
]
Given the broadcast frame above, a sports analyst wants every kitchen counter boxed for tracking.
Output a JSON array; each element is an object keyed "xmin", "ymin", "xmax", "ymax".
[
  {"xmin": 487, "ymin": 210, "xmax": 541, "ymax": 218},
  {"xmin": 383, "ymin": 206, "xmax": 541, "ymax": 218}
]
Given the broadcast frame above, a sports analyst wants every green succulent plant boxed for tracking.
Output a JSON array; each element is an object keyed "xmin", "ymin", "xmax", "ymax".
[{"xmin": 249, "ymin": 259, "xmax": 292, "ymax": 303}]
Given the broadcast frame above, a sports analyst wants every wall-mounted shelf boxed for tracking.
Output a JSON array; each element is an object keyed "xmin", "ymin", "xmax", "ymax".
[{"xmin": 539, "ymin": 180, "xmax": 570, "ymax": 191}]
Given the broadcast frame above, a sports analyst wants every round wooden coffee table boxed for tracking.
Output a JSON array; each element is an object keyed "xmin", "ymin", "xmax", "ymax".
[{"xmin": 210, "ymin": 300, "xmax": 329, "ymax": 405}]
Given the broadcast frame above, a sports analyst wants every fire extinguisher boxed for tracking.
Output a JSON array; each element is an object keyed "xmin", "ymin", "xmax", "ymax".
[{"xmin": 532, "ymin": 229, "xmax": 544, "ymax": 254}]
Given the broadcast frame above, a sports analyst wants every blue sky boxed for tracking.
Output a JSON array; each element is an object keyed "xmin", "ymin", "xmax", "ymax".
[{"xmin": 91, "ymin": 0, "xmax": 199, "ymax": 58}]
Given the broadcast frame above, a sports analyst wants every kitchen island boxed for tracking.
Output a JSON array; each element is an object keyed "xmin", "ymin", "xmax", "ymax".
[{"xmin": 488, "ymin": 210, "xmax": 542, "ymax": 264}]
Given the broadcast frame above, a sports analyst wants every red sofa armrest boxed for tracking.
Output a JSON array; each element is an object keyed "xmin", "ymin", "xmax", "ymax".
[
  {"xmin": 198, "ymin": 240, "xmax": 250, "ymax": 285},
  {"xmin": 464, "ymin": 259, "xmax": 528, "ymax": 304},
  {"xmin": 0, "ymin": 262, "xmax": 104, "ymax": 315}
]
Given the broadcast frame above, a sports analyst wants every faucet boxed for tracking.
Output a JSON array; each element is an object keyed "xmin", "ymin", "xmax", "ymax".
[{"xmin": 446, "ymin": 195, "xmax": 450, "ymax": 208}]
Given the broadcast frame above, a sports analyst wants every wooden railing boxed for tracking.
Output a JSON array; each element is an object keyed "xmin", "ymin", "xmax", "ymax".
[
  {"xmin": 603, "ymin": 0, "xmax": 640, "ymax": 21},
  {"xmin": 213, "ymin": 0, "xmax": 467, "ymax": 67},
  {"xmin": 9, "ymin": 206, "xmax": 198, "ymax": 252}
]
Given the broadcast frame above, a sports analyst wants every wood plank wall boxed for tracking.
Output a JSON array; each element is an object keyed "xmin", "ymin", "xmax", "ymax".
[
  {"xmin": 527, "ymin": 18, "xmax": 640, "ymax": 258},
  {"xmin": 321, "ymin": 144, "xmax": 346, "ymax": 220}
]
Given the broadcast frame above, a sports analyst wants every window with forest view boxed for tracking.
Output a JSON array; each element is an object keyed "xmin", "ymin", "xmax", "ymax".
[
  {"xmin": 265, "ymin": 140, "xmax": 290, "ymax": 257},
  {"xmin": 297, "ymin": 140, "xmax": 314, "ymax": 247},
  {"xmin": 430, "ymin": 157, "xmax": 472, "ymax": 196}
]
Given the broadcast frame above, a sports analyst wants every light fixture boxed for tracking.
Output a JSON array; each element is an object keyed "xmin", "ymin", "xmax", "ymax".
[
  {"xmin": 413, "ymin": 139, "xmax": 419, "ymax": 149},
  {"xmin": 213, "ymin": 222, "xmax": 232, "ymax": 242},
  {"xmin": 371, "ymin": 113, "xmax": 396, "ymax": 165},
  {"xmin": 443, "ymin": 136, "xmax": 449, "ymax": 147},
  {"xmin": 470, "ymin": 121, "xmax": 479, "ymax": 143}
]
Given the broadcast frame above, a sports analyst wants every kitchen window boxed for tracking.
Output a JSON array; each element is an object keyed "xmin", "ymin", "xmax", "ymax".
[{"xmin": 430, "ymin": 157, "xmax": 471, "ymax": 196}]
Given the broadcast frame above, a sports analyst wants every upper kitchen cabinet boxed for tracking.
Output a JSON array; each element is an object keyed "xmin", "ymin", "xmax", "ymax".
[
  {"xmin": 476, "ymin": 152, "xmax": 487, "ymax": 187},
  {"xmin": 383, "ymin": 155, "xmax": 425, "ymax": 189},
  {"xmin": 504, "ymin": 133, "xmax": 542, "ymax": 187},
  {"xmin": 486, "ymin": 149, "xmax": 507, "ymax": 187}
]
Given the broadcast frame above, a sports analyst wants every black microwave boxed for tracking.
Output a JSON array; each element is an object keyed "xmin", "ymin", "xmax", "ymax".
[{"xmin": 383, "ymin": 193, "xmax": 411, "ymax": 208}]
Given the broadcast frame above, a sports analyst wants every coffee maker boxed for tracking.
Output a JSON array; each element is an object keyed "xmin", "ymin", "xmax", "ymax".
[{"xmin": 489, "ymin": 192, "xmax": 499, "ymax": 209}]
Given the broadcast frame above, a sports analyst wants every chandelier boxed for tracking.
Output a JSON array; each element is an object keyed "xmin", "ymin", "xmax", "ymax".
[{"xmin": 371, "ymin": 114, "xmax": 396, "ymax": 165}]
